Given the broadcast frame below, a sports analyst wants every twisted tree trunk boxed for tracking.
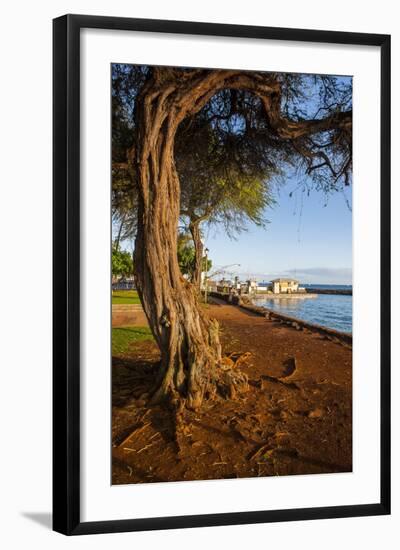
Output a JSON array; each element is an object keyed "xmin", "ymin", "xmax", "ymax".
[
  {"xmin": 189, "ymin": 219, "xmax": 203, "ymax": 292},
  {"xmin": 131, "ymin": 70, "xmax": 250, "ymax": 408}
]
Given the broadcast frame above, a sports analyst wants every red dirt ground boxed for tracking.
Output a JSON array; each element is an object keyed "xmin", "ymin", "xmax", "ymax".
[{"xmin": 112, "ymin": 300, "xmax": 352, "ymax": 485}]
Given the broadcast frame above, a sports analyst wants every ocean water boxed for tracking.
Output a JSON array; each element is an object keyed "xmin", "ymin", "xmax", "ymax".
[{"xmin": 254, "ymin": 287, "xmax": 352, "ymax": 333}]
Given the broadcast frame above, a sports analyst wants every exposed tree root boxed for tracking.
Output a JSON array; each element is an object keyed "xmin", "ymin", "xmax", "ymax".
[
  {"xmin": 144, "ymin": 317, "xmax": 251, "ymax": 410},
  {"xmin": 149, "ymin": 353, "xmax": 250, "ymax": 409},
  {"xmin": 215, "ymin": 358, "xmax": 249, "ymax": 400}
]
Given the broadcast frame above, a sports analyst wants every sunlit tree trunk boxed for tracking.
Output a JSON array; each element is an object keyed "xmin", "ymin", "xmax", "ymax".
[
  {"xmin": 131, "ymin": 70, "xmax": 249, "ymax": 408},
  {"xmin": 188, "ymin": 219, "xmax": 203, "ymax": 292}
]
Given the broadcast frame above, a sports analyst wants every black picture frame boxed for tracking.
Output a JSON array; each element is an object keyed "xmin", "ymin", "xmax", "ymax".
[{"xmin": 53, "ymin": 14, "xmax": 391, "ymax": 535}]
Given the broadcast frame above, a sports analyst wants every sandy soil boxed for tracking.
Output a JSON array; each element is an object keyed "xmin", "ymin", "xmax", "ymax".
[{"xmin": 112, "ymin": 300, "xmax": 352, "ymax": 484}]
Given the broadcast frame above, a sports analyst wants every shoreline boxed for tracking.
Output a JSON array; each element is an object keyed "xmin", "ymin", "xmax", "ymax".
[{"xmin": 209, "ymin": 292, "xmax": 352, "ymax": 347}]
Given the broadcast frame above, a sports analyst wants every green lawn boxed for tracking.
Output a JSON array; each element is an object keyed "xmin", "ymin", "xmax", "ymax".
[
  {"xmin": 112, "ymin": 290, "xmax": 141, "ymax": 305},
  {"xmin": 112, "ymin": 326, "xmax": 154, "ymax": 355}
]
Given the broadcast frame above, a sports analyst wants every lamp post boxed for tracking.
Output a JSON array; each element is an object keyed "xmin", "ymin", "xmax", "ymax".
[{"xmin": 204, "ymin": 247, "xmax": 209, "ymax": 303}]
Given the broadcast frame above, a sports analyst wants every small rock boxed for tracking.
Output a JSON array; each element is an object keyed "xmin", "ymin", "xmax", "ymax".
[{"xmin": 308, "ymin": 408, "xmax": 324, "ymax": 418}]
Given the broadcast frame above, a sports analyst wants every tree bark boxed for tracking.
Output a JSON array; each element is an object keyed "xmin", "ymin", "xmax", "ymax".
[
  {"xmin": 189, "ymin": 219, "xmax": 203, "ymax": 292},
  {"xmin": 130, "ymin": 68, "xmax": 351, "ymax": 408}
]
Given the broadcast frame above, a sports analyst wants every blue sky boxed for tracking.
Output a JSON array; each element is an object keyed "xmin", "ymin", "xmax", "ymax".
[{"xmin": 205, "ymin": 176, "xmax": 352, "ymax": 285}]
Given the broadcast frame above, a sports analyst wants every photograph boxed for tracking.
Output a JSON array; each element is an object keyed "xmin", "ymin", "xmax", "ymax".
[
  {"xmin": 111, "ymin": 63, "xmax": 353, "ymax": 485},
  {"xmin": 0, "ymin": 0, "xmax": 394, "ymax": 543}
]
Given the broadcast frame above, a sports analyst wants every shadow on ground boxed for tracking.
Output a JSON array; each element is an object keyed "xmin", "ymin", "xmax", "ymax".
[{"xmin": 22, "ymin": 512, "xmax": 52, "ymax": 530}]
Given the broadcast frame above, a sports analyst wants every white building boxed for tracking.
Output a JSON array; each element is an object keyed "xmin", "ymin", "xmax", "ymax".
[{"xmin": 271, "ymin": 278, "xmax": 300, "ymax": 294}]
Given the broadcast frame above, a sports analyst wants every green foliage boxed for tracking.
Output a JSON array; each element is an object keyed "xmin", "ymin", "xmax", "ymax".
[
  {"xmin": 112, "ymin": 326, "xmax": 153, "ymax": 355},
  {"xmin": 112, "ymin": 244, "xmax": 133, "ymax": 279},
  {"xmin": 112, "ymin": 290, "xmax": 141, "ymax": 304},
  {"xmin": 177, "ymin": 234, "xmax": 195, "ymax": 276},
  {"xmin": 177, "ymin": 233, "xmax": 212, "ymax": 278},
  {"xmin": 177, "ymin": 114, "xmax": 276, "ymax": 237}
]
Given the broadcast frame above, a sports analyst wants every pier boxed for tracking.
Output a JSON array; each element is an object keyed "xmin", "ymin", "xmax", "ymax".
[{"xmin": 305, "ymin": 287, "xmax": 352, "ymax": 296}]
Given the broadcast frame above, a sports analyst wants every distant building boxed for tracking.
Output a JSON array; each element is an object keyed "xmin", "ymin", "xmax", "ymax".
[
  {"xmin": 112, "ymin": 277, "xmax": 136, "ymax": 290},
  {"xmin": 271, "ymin": 278, "xmax": 300, "ymax": 294},
  {"xmin": 257, "ymin": 281, "xmax": 270, "ymax": 289},
  {"xmin": 207, "ymin": 279, "xmax": 218, "ymax": 291},
  {"xmin": 216, "ymin": 278, "xmax": 232, "ymax": 293},
  {"xmin": 246, "ymin": 279, "xmax": 258, "ymax": 295},
  {"xmin": 210, "ymin": 276, "xmax": 305, "ymax": 296}
]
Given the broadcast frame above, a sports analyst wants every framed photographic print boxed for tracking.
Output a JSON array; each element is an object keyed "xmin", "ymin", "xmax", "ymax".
[{"xmin": 53, "ymin": 14, "xmax": 391, "ymax": 535}]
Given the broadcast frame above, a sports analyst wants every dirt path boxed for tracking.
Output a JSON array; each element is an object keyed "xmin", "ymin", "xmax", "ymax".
[{"xmin": 112, "ymin": 301, "xmax": 352, "ymax": 484}]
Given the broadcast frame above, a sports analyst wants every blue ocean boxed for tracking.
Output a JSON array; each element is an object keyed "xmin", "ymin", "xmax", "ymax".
[{"xmin": 254, "ymin": 284, "xmax": 352, "ymax": 333}]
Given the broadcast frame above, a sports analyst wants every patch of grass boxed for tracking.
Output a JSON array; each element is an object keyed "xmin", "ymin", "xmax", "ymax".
[
  {"xmin": 112, "ymin": 290, "xmax": 141, "ymax": 304},
  {"xmin": 112, "ymin": 326, "xmax": 154, "ymax": 355}
]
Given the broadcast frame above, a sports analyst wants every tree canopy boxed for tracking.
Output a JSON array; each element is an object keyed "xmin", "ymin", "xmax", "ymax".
[
  {"xmin": 112, "ymin": 64, "xmax": 352, "ymax": 247},
  {"xmin": 112, "ymin": 65, "xmax": 352, "ymax": 190},
  {"xmin": 112, "ymin": 243, "xmax": 134, "ymax": 280}
]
